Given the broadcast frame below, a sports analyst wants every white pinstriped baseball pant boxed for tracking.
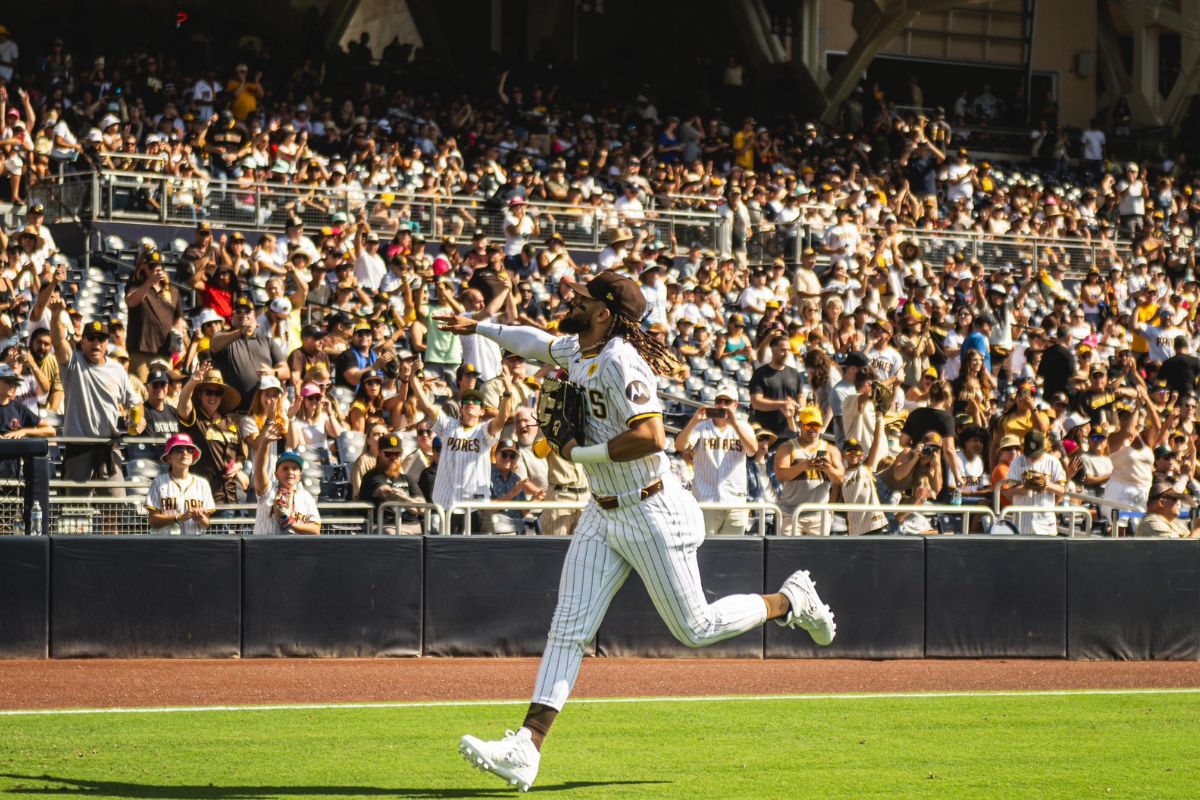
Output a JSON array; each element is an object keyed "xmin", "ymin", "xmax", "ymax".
[{"xmin": 532, "ymin": 478, "xmax": 769, "ymax": 710}]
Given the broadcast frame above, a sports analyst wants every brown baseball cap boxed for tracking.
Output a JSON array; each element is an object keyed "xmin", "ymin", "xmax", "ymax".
[{"xmin": 572, "ymin": 270, "xmax": 646, "ymax": 322}]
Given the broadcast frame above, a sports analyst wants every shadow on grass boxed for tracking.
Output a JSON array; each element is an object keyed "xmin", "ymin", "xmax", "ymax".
[{"xmin": 0, "ymin": 774, "xmax": 669, "ymax": 798}]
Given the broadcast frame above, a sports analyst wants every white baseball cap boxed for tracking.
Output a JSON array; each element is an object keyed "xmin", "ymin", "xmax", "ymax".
[
  {"xmin": 269, "ymin": 297, "xmax": 292, "ymax": 315},
  {"xmin": 257, "ymin": 375, "xmax": 283, "ymax": 392},
  {"xmin": 714, "ymin": 381, "xmax": 738, "ymax": 401},
  {"xmin": 193, "ymin": 308, "xmax": 223, "ymax": 331}
]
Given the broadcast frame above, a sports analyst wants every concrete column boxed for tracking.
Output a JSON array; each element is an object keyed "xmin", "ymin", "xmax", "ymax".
[{"xmin": 1132, "ymin": 24, "xmax": 1160, "ymax": 118}]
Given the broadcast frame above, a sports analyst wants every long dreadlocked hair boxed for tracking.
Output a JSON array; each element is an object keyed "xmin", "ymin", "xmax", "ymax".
[{"xmin": 611, "ymin": 314, "xmax": 687, "ymax": 378}]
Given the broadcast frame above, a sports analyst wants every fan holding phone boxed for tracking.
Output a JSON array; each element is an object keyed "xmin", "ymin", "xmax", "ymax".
[{"xmin": 674, "ymin": 381, "xmax": 760, "ymax": 535}]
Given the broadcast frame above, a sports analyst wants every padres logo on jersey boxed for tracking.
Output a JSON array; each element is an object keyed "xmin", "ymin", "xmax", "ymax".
[{"xmin": 702, "ymin": 438, "xmax": 743, "ymax": 452}]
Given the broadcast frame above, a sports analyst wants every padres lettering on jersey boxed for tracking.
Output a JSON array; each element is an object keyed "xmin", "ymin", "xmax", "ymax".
[
  {"xmin": 688, "ymin": 420, "xmax": 748, "ymax": 502},
  {"xmin": 549, "ymin": 334, "xmax": 667, "ymax": 497}
]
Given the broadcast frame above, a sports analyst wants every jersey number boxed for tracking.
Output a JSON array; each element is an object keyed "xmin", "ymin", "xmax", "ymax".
[{"xmin": 588, "ymin": 390, "xmax": 608, "ymax": 419}]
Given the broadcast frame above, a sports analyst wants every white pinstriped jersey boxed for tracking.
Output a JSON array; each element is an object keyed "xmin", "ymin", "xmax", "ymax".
[
  {"xmin": 145, "ymin": 473, "xmax": 216, "ymax": 536},
  {"xmin": 430, "ymin": 412, "xmax": 498, "ymax": 509},
  {"xmin": 549, "ymin": 334, "xmax": 667, "ymax": 497},
  {"xmin": 687, "ymin": 420, "xmax": 748, "ymax": 502}
]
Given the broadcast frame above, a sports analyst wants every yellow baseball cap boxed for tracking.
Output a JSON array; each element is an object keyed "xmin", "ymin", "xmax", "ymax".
[{"xmin": 798, "ymin": 407, "xmax": 823, "ymax": 427}]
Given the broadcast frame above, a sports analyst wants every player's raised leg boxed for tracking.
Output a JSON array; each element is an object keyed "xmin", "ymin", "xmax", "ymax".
[{"xmin": 609, "ymin": 485, "xmax": 835, "ymax": 648}]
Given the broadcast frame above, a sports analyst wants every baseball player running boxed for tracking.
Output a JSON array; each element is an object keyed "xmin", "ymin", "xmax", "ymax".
[
  {"xmin": 674, "ymin": 380, "xmax": 757, "ymax": 534},
  {"xmin": 437, "ymin": 270, "xmax": 836, "ymax": 792}
]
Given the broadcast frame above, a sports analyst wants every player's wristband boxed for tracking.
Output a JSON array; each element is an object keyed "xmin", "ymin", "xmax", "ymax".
[{"xmin": 569, "ymin": 443, "xmax": 612, "ymax": 464}]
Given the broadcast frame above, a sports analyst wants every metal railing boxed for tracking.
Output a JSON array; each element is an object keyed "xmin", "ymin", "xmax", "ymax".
[
  {"xmin": 872, "ymin": 225, "xmax": 1131, "ymax": 280},
  {"xmin": 999, "ymin": 505, "xmax": 1094, "ymax": 537},
  {"xmin": 449, "ymin": 499, "xmax": 587, "ymax": 536},
  {"xmin": 375, "ymin": 500, "xmax": 446, "ymax": 535},
  {"xmin": 79, "ymin": 169, "xmax": 723, "ymax": 253},
  {"xmin": 30, "ymin": 168, "xmax": 1137, "ymax": 276},
  {"xmin": 696, "ymin": 501, "xmax": 785, "ymax": 536},
  {"xmin": 790, "ymin": 502, "xmax": 996, "ymax": 536},
  {"xmin": 6, "ymin": 495, "xmax": 375, "ymax": 535}
]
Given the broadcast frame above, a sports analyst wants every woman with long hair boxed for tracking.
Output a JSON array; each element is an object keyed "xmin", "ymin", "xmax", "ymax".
[
  {"xmin": 288, "ymin": 381, "xmax": 346, "ymax": 462},
  {"xmin": 952, "ymin": 348, "xmax": 996, "ymax": 426},
  {"xmin": 348, "ymin": 368, "xmax": 387, "ymax": 433}
]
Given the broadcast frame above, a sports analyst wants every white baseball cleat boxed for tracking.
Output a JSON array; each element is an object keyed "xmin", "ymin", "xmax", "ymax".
[
  {"xmin": 777, "ymin": 569, "xmax": 837, "ymax": 645},
  {"xmin": 458, "ymin": 727, "xmax": 540, "ymax": 792}
]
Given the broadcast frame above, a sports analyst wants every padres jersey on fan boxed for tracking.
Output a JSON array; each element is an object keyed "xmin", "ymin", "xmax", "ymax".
[
  {"xmin": 688, "ymin": 420, "xmax": 748, "ymax": 502},
  {"xmin": 430, "ymin": 413, "xmax": 498, "ymax": 508},
  {"xmin": 549, "ymin": 334, "xmax": 667, "ymax": 497},
  {"xmin": 145, "ymin": 473, "xmax": 217, "ymax": 536}
]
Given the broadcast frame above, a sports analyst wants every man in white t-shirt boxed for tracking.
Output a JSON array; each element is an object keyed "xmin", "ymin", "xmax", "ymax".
[
  {"xmin": 613, "ymin": 183, "xmax": 647, "ymax": 227},
  {"xmin": 1006, "ymin": 430, "xmax": 1067, "ymax": 535},
  {"xmin": 354, "ymin": 230, "xmax": 386, "ymax": 291},
  {"xmin": 1117, "ymin": 163, "xmax": 1146, "ymax": 234},
  {"xmin": 943, "ymin": 149, "xmax": 977, "ymax": 209},
  {"xmin": 675, "ymin": 382, "xmax": 758, "ymax": 534},
  {"xmin": 192, "ymin": 71, "xmax": 218, "ymax": 119},
  {"xmin": 1081, "ymin": 121, "xmax": 1106, "ymax": 174},
  {"xmin": 0, "ymin": 26, "xmax": 18, "ymax": 83}
]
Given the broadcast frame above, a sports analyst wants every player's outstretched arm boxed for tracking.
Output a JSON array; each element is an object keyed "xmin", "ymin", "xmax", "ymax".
[{"xmin": 436, "ymin": 315, "xmax": 557, "ymax": 364}]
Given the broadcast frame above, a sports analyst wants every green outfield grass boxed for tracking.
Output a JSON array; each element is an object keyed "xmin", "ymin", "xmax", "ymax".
[{"xmin": 1, "ymin": 690, "xmax": 1198, "ymax": 799}]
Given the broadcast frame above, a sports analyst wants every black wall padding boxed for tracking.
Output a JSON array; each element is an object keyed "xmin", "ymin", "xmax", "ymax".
[
  {"xmin": 764, "ymin": 537, "xmax": 925, "ymax": 658},
  {"xmin": 1067, "ymin": 540, "xmax": 1200, "ymax": 660},
  {"xmin": 596, "ymin": 538, "xmax": 764, "ymax": 658},
  {"xmin": 242, "ymin": 537, "xmax": 422, "ymax": 657},
  {"xmin": 925, "ymin": 536, "xmax": 1066, "ymax": 658},
  {"xmin": 0, "ymin": 538, "xmax": 49, "ymax": 658},
  {"xmin": 50, "ymin": 536, "xmax": 241, "ymax": 658},
  {"xmin": 423, "ymin": 537, "xmax": 573, "ymax": 656}
]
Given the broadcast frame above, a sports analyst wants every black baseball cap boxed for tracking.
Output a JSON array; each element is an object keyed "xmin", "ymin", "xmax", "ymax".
[
  {"xmin": 572, "ymin": 270, "xmax": 647, "ymax": 321},
  {"xmin": 301, "ymin": 324, "xmax": 324, "ymax": 339},
  {"xmin": 461, "ymin": 389, "xmax": 485, "ymax": 404},
  {"xmin": 83, "ymin": 321, "xmax": 109, "ymax": 339},
  {"xmin": 1023, "ymin": 430, "xmax": 1046, "ymax": 458},
  {"xmin": 147, "ymin": 369, "xmax": 170, "ymax": 385},
  {"xmin": 379, "ymin": 433, "xmax": 403, "ymax": 452},
  {"xmin": 233, "ymin": 296, "xmax": 254, "ymax": 312}
]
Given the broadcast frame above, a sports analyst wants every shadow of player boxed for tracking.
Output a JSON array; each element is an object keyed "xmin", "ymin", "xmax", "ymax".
[{"xmin": 0, "ymin": 773, "xmax": 670, "ymax": 797}]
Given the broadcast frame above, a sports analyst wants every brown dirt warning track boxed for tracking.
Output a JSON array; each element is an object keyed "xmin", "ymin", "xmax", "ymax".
[{"xmin": 1, "ymin": 658, "xmax": 1199, "ymax": 710}]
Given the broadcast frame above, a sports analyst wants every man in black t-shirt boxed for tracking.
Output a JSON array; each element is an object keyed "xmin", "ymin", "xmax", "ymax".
[
  {"xmin": 1159, "ymin": 336, "xmax": 1200, "ymax": 396},
  {"xmin": 358, "ymin": 433, "xmax": 419, "ymax": 531},
  {"xmin": 749, "ymin": 333, "xmax": 803, "ymax": 437},
  {"xmin": 1037, "ymin": 327, "xmax": 1076, "ymax": 400}
]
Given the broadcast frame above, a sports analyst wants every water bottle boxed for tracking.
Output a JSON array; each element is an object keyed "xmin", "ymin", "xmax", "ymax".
[
  {"xmin": 950, "ymin": 488, "xmax": 963, "ymax": 506},
  {"xmin": 29, "ymin": 501, "xmax": 43, "ymax": 536}
]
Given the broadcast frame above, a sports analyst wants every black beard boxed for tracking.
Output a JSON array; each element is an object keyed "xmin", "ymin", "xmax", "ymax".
[{"xmin": 559, "ymin": 308, "xmax": 589, "ymax": 334}]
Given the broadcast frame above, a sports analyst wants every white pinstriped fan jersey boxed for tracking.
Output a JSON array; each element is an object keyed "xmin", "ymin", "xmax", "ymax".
[{"xmin": 549, "ymin": 334, "xmax": 667, "ymax": 498}]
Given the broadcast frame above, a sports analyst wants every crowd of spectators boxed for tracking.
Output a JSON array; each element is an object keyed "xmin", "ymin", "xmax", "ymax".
[{"xmin": 2, "ymin": 24, "xmax": 1200, "ymax": 537}]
